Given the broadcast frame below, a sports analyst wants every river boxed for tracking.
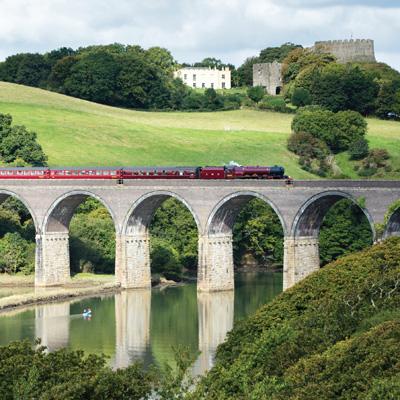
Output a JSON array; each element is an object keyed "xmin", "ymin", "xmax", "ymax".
[{"xmin": 0, "ymin": 271, "xmax": 282, "ymax": 374}]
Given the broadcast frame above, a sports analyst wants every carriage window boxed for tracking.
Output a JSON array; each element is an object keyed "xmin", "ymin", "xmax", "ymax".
[{"xmin": 111, "ymin": 171, "xmax": 116, "ymax": 175}]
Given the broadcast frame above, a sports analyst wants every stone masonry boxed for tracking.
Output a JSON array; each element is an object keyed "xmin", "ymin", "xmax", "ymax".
[
  {"xmin": 313, "ymin": 39, "xmax": 376, "ymax": 63},
  {"xmin": 2, "ymin": 179, "xmax": 400, "ymax": 292},
  {"xmin": 253, "ymin": 61, "xmax": 283, "ymax": 95}
]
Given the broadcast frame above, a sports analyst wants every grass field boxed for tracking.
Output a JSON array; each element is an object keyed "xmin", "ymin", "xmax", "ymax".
[{"xmin": 0, "ymin": 82, "xmax": 399, "ymax": 179}]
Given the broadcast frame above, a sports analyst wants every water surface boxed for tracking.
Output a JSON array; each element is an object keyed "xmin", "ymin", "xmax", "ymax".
[{"xmin": 0, "ymin": 271, "xmax": 282, "ymax": 373}]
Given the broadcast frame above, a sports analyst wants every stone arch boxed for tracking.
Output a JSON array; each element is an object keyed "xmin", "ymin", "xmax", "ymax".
[
  {"xmin": 118, "ymin": 191, "xmax": 200, "ymax": 290},
  {"xmin": 43, "ymin": 190, "xmax": 117, "ymax": 233},
  {"xmin": 200, "ymin": 191, "xmax": 285, "ymax": 292},
  {"xmin": 291, "ymin": 190, "xmax": 375, "ymax": 239},
  {"xmin": 0, "ymin": 189, "xmax": 39, "ymax": 233},
  {"xmin": 206, "ymin": 191, "xmax": 286, "ymax": 237},
  {"xmin": 384, "ymin": 208, "xmax": 400, "ymax": 239},
  {"xmin": 37, "ymin": 190, "xmax": 117, "ymax": 287},
  {"xmin": 123, "ymin": 190, "xmax": 200, "ymax": 235}
]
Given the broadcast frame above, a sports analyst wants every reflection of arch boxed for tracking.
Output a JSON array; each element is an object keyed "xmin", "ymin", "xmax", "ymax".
[
  {"xmin": 43, "ymin": 190, "xmax": 117, "ymax": 233},
  {"xmin": 291, "ymin": 191, "xmax": 375, "ymax": 238},
  {"xmin": 384, "ymin": 208, "xmax": 400, "ymax": 238},
  {"xmin": 123, "ymin": 190, "xmax": 200, "ymax": 235},
  {"xmin": 206, "ymin": 191, "xmax": 286, "ymax": 236},
  {"xmin": 0, "ymin": 189, "xmax": 38, "ymax": 233}
]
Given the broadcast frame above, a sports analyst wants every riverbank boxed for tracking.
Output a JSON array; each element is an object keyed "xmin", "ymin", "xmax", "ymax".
[{"xmin": 0, "ymin": 273, "xmax": 120, "ymax": 312}]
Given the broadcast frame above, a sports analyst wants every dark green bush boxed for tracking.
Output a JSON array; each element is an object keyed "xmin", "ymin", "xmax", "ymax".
[
  {"xmin": 291, "ymin": 87, "xmax": 312, "ymax": 107},
  {"xmin": 349, "ymin": 137, "xmax": 369, "ymax": 160}
]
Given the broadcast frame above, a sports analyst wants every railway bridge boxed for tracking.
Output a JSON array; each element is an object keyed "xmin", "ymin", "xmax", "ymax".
[{"xmin": 1, "ymin": 179, "xmax": 400, "ymax": 291}]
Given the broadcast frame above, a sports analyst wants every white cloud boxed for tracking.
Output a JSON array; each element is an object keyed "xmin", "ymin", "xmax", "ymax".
[{"xmin": 0, "ymin": 0, "xmax": 398, "ymax": 71}]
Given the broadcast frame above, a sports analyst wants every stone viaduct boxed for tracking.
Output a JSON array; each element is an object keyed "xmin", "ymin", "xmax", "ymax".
[{"xmin": 2, "ymin": 179, "xmax": 400, "ymax": 292}]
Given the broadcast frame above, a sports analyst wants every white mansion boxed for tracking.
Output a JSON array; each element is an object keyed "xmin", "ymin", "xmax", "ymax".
[{"xmin": 174, "ymin": 66, "xmax": 231, "ymax": 90}]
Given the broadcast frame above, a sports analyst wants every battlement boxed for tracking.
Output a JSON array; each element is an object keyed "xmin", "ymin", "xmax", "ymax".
[
  {"xmin": 315, "ymin": 39, "xmax": 374, "ymax": 46},
  {"xmin": 313, "ymin": 39, "xmax": 376, "ymax": 63}
]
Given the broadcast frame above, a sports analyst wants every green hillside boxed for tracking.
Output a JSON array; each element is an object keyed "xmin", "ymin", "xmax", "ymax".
[
  {"xmin": 0, "ymin": 82, "xmax": 399, "ymax": 179},
  {"xmin": 192, "ymin": 238, "xmax": 400, "ymax": 399}
]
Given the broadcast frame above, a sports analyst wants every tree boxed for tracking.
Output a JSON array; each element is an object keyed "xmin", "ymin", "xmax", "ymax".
[
  {"xmin": 236, "ymin": 56, "xmax": 259, "ymax": 86},
  {"xmin": 0, "ymin": 113, "xmax": 47, "ymax": 166},
  {"xmin": 259, "ymin": 42, "xmax": 302, "ymax": 63},
  {"xmin": 375, "ymin": 80, "xmax": 400, "ymax": 119},
  {"xmin": 247, "ymin": 86, "xmax": 265, "ymax": 103},
  {"xmin": 0, "ymin": 232, "xmax": 35, "ymax": 274},
  {"xmin": 310, "ymin": 64, "xmax": 378, "ymax": 114},
  {"xmin": 63, "ymin": 51, "xmax": 120, "ymax": 105},
  {"xmin": 146, "ymin": 47, "xmax": 176, "ymax": 73}
]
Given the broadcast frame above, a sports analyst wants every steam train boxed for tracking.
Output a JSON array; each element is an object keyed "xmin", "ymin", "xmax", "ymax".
[{"xmin": 0, "ymin": 164, "xmax": 290, "ymax": 180}]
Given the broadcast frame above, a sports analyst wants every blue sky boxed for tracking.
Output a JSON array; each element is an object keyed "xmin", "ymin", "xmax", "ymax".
[{"xmin": 0, "ymin": 0, "xmax": 399, "ymax": 70}]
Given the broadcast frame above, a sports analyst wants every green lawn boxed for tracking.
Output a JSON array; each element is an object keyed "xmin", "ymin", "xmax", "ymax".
[{"xmin": 0, "ymin": 82, "xmax": 399, "ymax": 179}]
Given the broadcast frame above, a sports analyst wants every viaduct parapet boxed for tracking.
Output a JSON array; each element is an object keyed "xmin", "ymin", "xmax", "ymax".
[{"xmin": 2, "ymin": 179, "xmax": 400, "ymax": 292}]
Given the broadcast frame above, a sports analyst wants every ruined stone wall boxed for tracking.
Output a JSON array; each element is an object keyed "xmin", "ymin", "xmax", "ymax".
[
  {"xmin": 313, "ymin": 39, "xmax": 376, "ymax": 63},
  {"xmin": 253, "ymin": 61, "xmax": 282, "ymax": 95}
]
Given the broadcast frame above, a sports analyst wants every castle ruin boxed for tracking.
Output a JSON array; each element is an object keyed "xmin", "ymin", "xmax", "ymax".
[
  {"xmin": 313, "ymin": 39, "xmax": 376, "ymax": 63},
  {"xmin": 253, "ymin": 39, "xmax": 377, "ymax": 95},
  {"xmin": 252, "ymin": 61, "xmax": 282, "ymax": 96}
]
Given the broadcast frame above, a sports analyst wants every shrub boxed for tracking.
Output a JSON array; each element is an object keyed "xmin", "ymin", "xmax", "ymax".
[
  {"xmin": 361, "ymin": 148, "xmax": 390, "ymax": 169},
  {"xmin": 247, "ymin": 86, "xmax": 265, "ymax": 103},
  {"xmin": 349, "ymin": 138, "xmax": 369, "ymax": 160},
  {"xmin": 292, "ymin": 107, "xmax": 367, "ymax": 152},
  {"xmin": 291, "ymin": 87, "xmax": 312, "ymax": 107},
  {"xmin": 287, "ymin": 131, "xmax": 329, "ymax": 160},
  {"xmin": 259, "ymin": 96, "xmax": 293, "ymax": 113}
]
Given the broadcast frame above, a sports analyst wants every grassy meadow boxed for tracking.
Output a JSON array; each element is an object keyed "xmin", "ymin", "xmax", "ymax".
[{"xmin": 0, "ymin": 82, "xmax": 399, "ymax": 179}]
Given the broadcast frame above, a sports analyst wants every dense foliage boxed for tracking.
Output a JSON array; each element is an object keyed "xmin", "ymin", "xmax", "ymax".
[
  {"xmin": 191, "ymin": 238, "xmax": 400, "ymax": 399},
  {"xmin": 0, "ymin": 46, "xmax": 240, "ymax": 111},
  {"xmin": 0, "ymin": 340, "xmax": 154, "ymax": 400},
  {"xmin": 282, "ymin": 47, "xmax": 400, "ymax": 117},
  {"xmin": 0, "ymin": 113, "xmax": 47, "ymax": 166},
  {"xmin": 288, "ymin": 106, "xmax": 392, "ymax": 177},
  {"xmin": 291, "ymin": 106, "xmax": 367, "ymax": 153}
]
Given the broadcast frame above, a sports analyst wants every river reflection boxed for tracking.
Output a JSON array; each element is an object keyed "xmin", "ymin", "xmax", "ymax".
[{"xmin": 0, "ymin": 272, "xmax": 282, "ymax": 372}]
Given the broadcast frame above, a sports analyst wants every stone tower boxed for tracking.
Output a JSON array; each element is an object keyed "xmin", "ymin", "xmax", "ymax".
[
  {"xmin": 313, "ymin": 39, "xmax": 376, "ymax": 63},
  {"xmin": 253, "ymin": 61, "xmax": 283, "ymax": 96}
]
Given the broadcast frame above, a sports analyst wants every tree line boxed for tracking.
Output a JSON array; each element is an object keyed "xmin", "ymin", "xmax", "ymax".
[{"xmin": 0, "ymin": 45, "xmax": 240, "ymax": 111}]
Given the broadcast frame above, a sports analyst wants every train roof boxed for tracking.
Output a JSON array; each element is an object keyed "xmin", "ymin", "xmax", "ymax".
[{"xmin": 0, "ymin": 166, "xmax": 198, "ymax": 170}]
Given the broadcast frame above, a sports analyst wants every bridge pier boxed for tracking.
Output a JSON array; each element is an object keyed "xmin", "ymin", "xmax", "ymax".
[
  {"xmin": 116, "ymin": 234, "xmax": 151, "ymax": 289},
  {"xmin": 283, "ymin": 236, "xmax": 320, "ymax": 290},
  {"xmin": 198, "ymin": 234, "xmax": 234, "ymax": 292},
  {"xmin": 35, "ymin": 233, "xmax": 70, "ymax": 286}
]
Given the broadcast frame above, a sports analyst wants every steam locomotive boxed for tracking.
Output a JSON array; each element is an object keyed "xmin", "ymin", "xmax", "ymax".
[{"xmin": 0, "ymin": 164, "xmax": 290, "ymax": 180}]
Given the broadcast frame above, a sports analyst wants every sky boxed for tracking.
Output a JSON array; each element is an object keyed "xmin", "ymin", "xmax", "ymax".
[{"xmin": 0, "ymin": 0, "xmax": 399, "ymax": 71}]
